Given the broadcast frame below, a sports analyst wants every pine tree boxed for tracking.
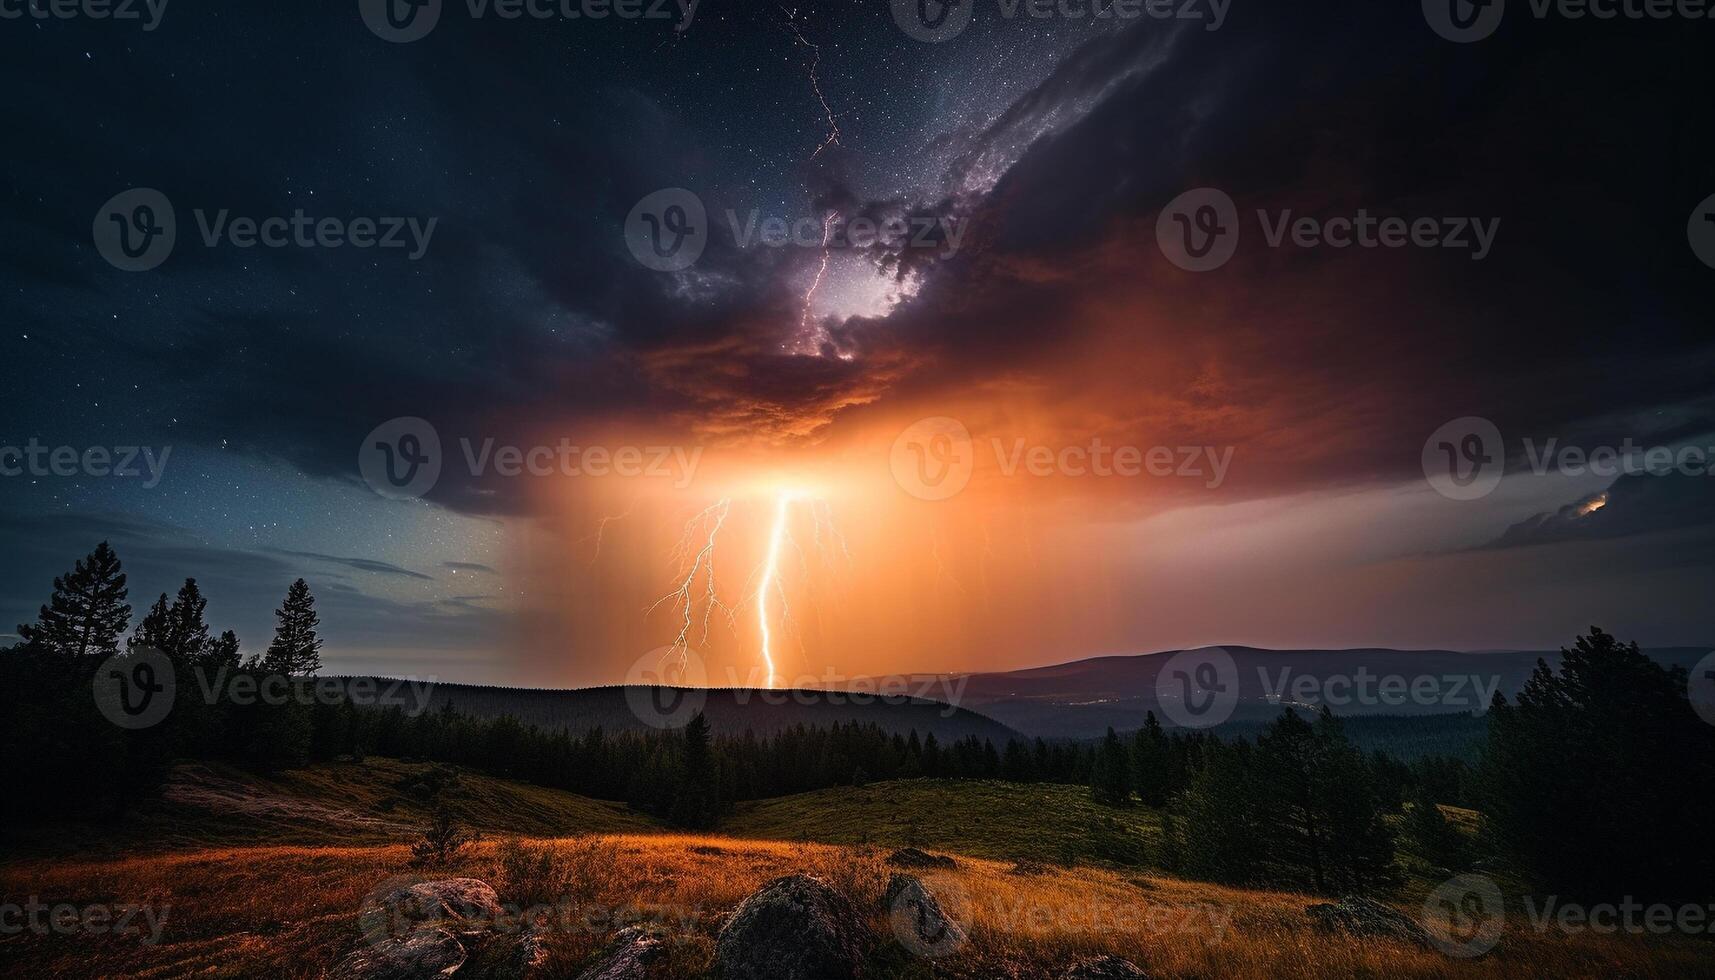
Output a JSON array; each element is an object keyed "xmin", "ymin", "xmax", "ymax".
[
  {"xmin": 1475, "ymin": 626, "xmax": 1715, "ymax": 902},
  {"xmin": 1403, "ymin": 785, "xmax": 1468, "ymax": 871},
  {"xmin": 204, "ymin": 630, "xmax": 242, "ymax": 671},
  {"xmin": 165, "ymin": 578, "xmax": 211, "ymax": 666},
  {"xmin": 1090, "ymin": 727, "xmax": 1134, "ymax": 806},
  {"xmin": 670, "ymin": 711, "xmax": 721, "ymax": 829},
  {"xmin": 263, "ymin": 579, "xmax": 322, "ymax": 675},
  {"xmin": 1174, "ymin": 739, "xmax": 1262, "ymax": 884},
  {"xmin": 1254, "ymin": 707, "xmax": 1398, "ymax": 894},
  {"xmin": 17, "ymin": 541, "xmax": 131, "ymax": 658},
  {"xmin": 130, "ymin": 593, "xmax": 171, "ymax": 653},
  {"xmin": 1133, "ymin": 711, "xmax": 1171, "ymax": 806}
]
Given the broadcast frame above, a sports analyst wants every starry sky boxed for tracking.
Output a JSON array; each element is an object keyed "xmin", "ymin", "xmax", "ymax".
[{"xmin": 2, "ymin": 1, "xmax": 1712, "ymax": 686}]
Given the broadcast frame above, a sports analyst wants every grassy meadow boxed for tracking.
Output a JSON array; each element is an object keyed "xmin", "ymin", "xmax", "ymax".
[{"xmin": 1, "ymin": 759, "xmax": 1709, "ymax": 979}]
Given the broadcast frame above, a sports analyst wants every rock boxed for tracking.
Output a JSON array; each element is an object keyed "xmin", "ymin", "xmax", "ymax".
[
  {"xmin": 885, "ymin": 847, "xmax": 957, "ymax": 870},
  {"xmin": 1305, "ymin": 895, "xmax": 1434, "ymax": 949},
  {"xmin": 1061, "ymin": 955, "xmax": 1152, "ymax": 980},
  {"xmin": 1007, "ymin": 859, "xmax": 1048, "ymax": 876},
  {"xmin": 884, "ymin": 873, "xmax": 967, "ymax": 958},
  {"xmin": 364, "ymin": 878, "xmax": 504, "ymax": 936},
  {"xmin": 333, "ymin": 926, "xmax": 467, "ymax": 979},
  {"xmin": 574, "ymin": 927, "xmax": 665, "ymax": 980},
  {"xmin": 715, "ymin": 874, "xmax": 869, "ymax": 980}
]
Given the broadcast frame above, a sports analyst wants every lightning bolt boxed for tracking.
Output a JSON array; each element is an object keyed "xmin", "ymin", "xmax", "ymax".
[
  {"xmin": 645, "ymin": 491, "xmax": 852, "ymax": 690},
  {"xmin": 580, "ymin": 498, "xmax": 635, "ymax": 567},
  {"xmin": 781, "ymin": 6, "xmax": 841, "ymax": 160},
  {"xmin": 647, "ymin": 498, "xmax": 734, "ymax": 664},
  {"xmin": 793, "ymin": 208, "xmax": 841, "ymax": 350},
  {"xmin": 754, "ymin": 491, "xmax": 800, "ymax": 689}
]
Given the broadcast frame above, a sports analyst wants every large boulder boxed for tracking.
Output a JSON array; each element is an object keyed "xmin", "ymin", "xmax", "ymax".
[
  {"xmin": 1061, "ymin": 955, "xmax": 1152, "ymax": 980},
  {"xmin": 1305, "ymin": 896, "xmax": 1434, "ymax": 949},
  {"xmin": 574, "ymin": 927, "xmax": 665, "ymax": 980},
  {"xmin": 714, "ymin": 874, "xmax": 869, "ymax": 980},
  {"xmin": 885, "ymin": 847, "xmax": 956, "ymax": 870},
  {"xmin": 884, "ymin": 873, "xmax": 967, "ymax": 958},
  {"xmin": 332, "ymin": 926, "xmax": 467, "ymax": 979}
]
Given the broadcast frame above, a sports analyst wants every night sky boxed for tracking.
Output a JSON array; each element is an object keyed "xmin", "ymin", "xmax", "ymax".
[{"xmin": 2, "ymin": 1, "xmax": 1712, "ymax": 686}]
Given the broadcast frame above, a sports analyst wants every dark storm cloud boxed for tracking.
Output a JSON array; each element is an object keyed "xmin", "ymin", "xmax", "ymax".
[
  {"xmin": 1482, "ymin": 471, "xmax": 1715, "ymax": 552},
  {"xmin": 841, "ymin": 4, "xmax": 1715, "ymax": 498},
  {"xmin": 3, "ymin": 1, "xmax": 1712, "ymax": 521}
]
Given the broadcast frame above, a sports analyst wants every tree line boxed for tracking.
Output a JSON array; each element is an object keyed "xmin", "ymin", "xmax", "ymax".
[
  {"xmin": 6, "ymin": 543, "xmax": 1711, "ymax": 905},
  {"xmin": 1, "ymin": 541, "xmax": 332, "ymax": 818}
]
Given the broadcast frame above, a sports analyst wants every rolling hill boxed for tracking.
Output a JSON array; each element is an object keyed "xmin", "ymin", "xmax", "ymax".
[{"xmin": 949, "ymin": 645, "xmax": 1712, "ymax": 738}]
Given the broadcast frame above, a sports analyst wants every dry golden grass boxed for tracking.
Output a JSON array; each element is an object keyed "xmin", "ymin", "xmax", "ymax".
[{"xmin": 4, "ymin": 834, "xmax": 1711, "ymax": 979}]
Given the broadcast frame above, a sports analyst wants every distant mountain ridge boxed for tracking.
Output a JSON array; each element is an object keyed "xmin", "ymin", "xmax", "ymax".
[{"xmin": 949, "ymin": 644, "xmax": 1712, "ymax": 738}]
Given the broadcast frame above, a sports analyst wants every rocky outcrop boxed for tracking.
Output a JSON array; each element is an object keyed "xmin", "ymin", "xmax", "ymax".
[
  {"xmin": 885, "ymin": 847, "xmax": 957, "ymax": 870},
  {"xmin": 573, "ymin": 926, "xmax": 664, "ymax": 980},
  {"xmin": 334, "ymin": 925, "xmax": 467, "ymax": 979},
  {"xmin": 714, "ymin": 874, "xmax": 868, "ymax": 980},
  {"xmin": 1305, "ymin": 895, "xmax": 1434, "ymax": 948}
]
